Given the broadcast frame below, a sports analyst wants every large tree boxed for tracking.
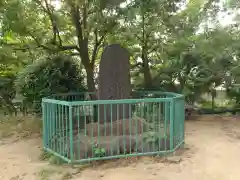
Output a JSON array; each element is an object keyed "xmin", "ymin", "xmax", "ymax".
[{"xmin": 1, "ymin": 0, "xmax": 125, "ymax": 95}]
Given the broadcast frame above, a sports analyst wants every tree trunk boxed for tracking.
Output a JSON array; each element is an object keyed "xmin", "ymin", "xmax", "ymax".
[
  {"xmin": 77, "ymin": 39, "xmax": 96, "ymax": 99},
  {"xmin": 142, "ymin": 53, "xmax": 153, "ymax": 89},
  {"xmin": 85, "ymin": 64, "xmax": 98, "ymax": 122},
  {"xmin": 141, "ymin": 9, "xmax": 152, "ymax": 90},
  {"xmin": 80, "ymin": 51, "xmax": 96, "ymax": 99},
  {"xmin": 85, "ymin": 65, "xmax": 96, "ymax": 99}
]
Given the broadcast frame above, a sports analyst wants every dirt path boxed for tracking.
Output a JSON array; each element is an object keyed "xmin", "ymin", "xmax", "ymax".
[{"xmin": 1, "ymin": 115, "xmax": 240, "ymax": 180}]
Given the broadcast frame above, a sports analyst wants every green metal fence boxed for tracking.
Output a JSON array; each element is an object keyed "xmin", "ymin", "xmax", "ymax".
[{"xmin": 42, "ymin": 91, "xmax": 185, "ymax": 163}]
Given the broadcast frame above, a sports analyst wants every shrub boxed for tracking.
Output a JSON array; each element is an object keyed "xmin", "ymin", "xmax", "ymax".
[
  {"xmin": 15, "ymin": 55, "xmax": 86, "ymax": 114},
  {"xmin": 226, "ymin": 86, "xmax": 240, "ymax": 108},
  {"xmin": 0, "ymin": 72, "xmax": 16, "ymax": 115}
]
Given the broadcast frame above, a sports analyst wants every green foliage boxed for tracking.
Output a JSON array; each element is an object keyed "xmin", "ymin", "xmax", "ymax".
[
  {"xmin": 1, "ymin": 0, "xmax": 240, "ymax": 108},
  {"xmin": 141, "ymin": 130, "xmax": 167, "ymax": 152},
  {"xmin": 15, "ymin": 55, "xmax": 86, "ymax": 113},
  {"xmin": 226, "ymin": 86, "xmax": 240, "ymax": 107},
  {"xmin": 93, "ymin": 144, "xmax": 106, "ymax": 157},
  {"xmin": 0, "ymin": 72, "xmax": 16, "ymax": 114},
  {"xmin": 134, "ymin": 103, "xmax": 161, "ymax": 123},
  {"xmin": 142, "ymin": 131, "xmax": 161, "ymax": 145}
]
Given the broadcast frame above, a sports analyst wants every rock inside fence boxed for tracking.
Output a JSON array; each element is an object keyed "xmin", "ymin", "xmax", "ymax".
[
  {"xmin": 64, "ymin": 133, "xmax": 171, "ymax": 159},
  {"xmin": 85, "ymin": 117, "xmax": 148, "ymax": 137},
  {"xmin": 98, "ymin": 44, "xmax": 132, "ymax": 123}
]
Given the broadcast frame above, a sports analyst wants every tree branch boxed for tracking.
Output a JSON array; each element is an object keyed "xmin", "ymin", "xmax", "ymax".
[
  {"xmin": 131, "ymin": 62, "xmax": 143, "ymax": 69},
  {"xmin": 30, "ymin": 1, "xmax": 81, "ymax": 52},
  {"xmin": 27, "ymin": 31, "xmax": 53, "ymax": 51},
  {"xmin": 59, "ymin": 45, "xmax": 80, "ymax": 51},
  {"xmin": 43, "ymin": 0, "xmax": 58, "ymax": 43},
  {"xmin": 148, "ymin": 45, "xmax": 159, "ymax": 54},
  {"xmin": 35, "ymin": 0, "xmax": 63, "ymax": 46},
  {"xmin": 69, "ymin": 52, "xmax": 81, "ymax": 56},
  {"xmin": 28, "ymin": 31, "xmax": 79, "ymax": 52},
  {"xmin": 83, "ymin": 2, "xmax": 88, "ymax": 37},
  {"xmin": 69, "ymin": 3, "xmax": 84, "ymax": 49},
  {"xmin": 90, "ymin": 29, "xmax": 107, "ymax": 67},
  {"xmin": 3, "ymin": 43, "xmax": 30, "ymax": 51},
  {"xmin": 134, "ymin": 34, "xmax": 142, "ymax": 42}
]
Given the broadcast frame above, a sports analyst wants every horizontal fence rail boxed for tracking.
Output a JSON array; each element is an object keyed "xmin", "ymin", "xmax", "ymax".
[{"xmin": 42, "ymin": 92, "xmax": 185, "ymax": 163}]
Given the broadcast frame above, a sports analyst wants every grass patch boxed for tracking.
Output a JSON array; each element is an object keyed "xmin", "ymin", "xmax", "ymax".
[
  {"xmin": 38, "ymin": 167, "xmax": 65, "ymax": 180},
  {"xmin": 38, "ymin": 168, "xmax": 56, "ymax": 180},
  {"xmin": 39, "ymin": 150, "xmax": 66, "ymax": 165},
  {"xmin": 0, "ymin": 114, "xmax": 42, "ymax": 139},
  {"xmin": 61, "ymin": 172, "xmax": 73, "ymax": 180}
]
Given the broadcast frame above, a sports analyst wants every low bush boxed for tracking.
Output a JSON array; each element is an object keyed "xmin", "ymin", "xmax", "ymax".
[
  {"xmin": 0, "ymin": 73, "xmax": 16, "ymax": 114},
  {"xmin": 15, "ymin": 55, "xmax": 86, "ymax": 114}
]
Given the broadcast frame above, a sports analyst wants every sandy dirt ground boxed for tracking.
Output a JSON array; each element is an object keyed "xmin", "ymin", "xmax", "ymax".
[{"xmin": 1, "ymin": 115, "xmax": 240, "ymax": 180}]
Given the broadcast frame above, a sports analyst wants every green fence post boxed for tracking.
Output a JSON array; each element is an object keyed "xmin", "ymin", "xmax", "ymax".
[
  {"xmin": 164, "ymin": 101, "xmax": 169, "ymax": 152},
  {"xmin": 181, "ymin": 98, "xmax": 185, "ymax": 147},
  {"xmin": 175, "ymin": 99, "xmax": 180, "ymax": 146},
  {"xmin": 169, "ymin": 99, "xmax": 174, "ymax": 150},
  {"xmin": 69, "ymin": 105, "xmax": 74, "ymax": 162},
  {"xmin": 52, "ymin": 103, "xmax": 56, "ymax": 151},
  {"xmin": 42, "ymin": 101, "xmax": 47, "ymax": 148},
  {"xmin": 164, "ymin": 102, "xmax": 169, "ymax": 124}
]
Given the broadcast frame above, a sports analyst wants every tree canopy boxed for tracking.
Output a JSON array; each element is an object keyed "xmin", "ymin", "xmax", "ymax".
[{"xmin": 1, "ymin": 0, "xmax": 240, "ymax": 110}]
